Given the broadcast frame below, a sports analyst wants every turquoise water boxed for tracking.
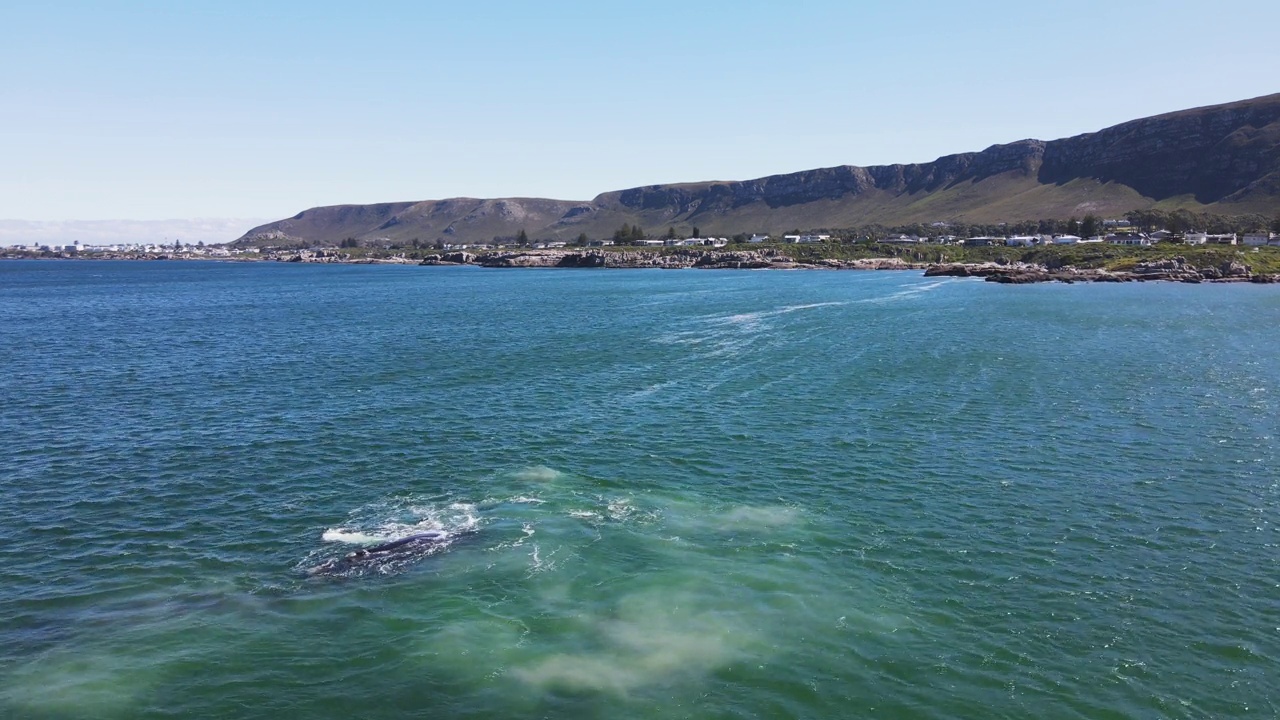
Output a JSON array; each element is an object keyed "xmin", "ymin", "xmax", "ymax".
[{"xmin": 1, "ymin": 259, "xmax": 1277, "ymax": 719}]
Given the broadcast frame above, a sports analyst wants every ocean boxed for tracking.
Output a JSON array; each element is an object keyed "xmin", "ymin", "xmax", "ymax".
[{"xmin": 1, "ymin": 259, "xmax": 1277, "ymax": 719}]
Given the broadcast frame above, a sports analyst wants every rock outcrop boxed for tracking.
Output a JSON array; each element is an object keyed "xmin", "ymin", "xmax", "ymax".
[
  {"xmin": 924, "ymin": 255, "xmax": 1261, "ymax": 284},
  {"xmin": 465, "ymin": 249, "xmax": 802, "ymax": 269}
]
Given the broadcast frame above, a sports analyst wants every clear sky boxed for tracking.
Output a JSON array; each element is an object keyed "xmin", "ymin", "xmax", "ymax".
[{"xmin": 1, "ymin": 0, "xmax": 1277, "ymax": 234}]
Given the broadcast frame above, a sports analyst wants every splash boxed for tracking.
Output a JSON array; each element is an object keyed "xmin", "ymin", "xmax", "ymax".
[{"xmin": 302, "ymin": 499, "xmax": 480, "ymax": 577}]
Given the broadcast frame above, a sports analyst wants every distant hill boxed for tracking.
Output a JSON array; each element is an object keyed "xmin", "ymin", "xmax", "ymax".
[{"xmin": 236, "ymin": 94, "xmax": 1280, "ymax": 247}]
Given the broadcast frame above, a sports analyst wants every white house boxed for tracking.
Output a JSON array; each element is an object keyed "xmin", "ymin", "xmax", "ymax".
[
  {"xmin": 1242, "ymin": 233, "xmax": 1271, "ymax": 246},
  {"xmin": 748, "ymin": 234, "xmax": 770, "ymax": 243},
  {"xmin": 1206, "ymin": 233, "xmax": 1237, "ymax": 245},
  {"xmin": 1005, "ymin": 235, "xmax": 1039, "ymax": 247},
  {"xmin": 1052, "ymin": 235, "xmax": 1082, "ymax": 244},
  {"xmin": 1107, "ymin": 233, "xmax": 1151, "ymax": 246},
  {"xmin": 1105, "ymin": 234, "xmax": 1157, "ymax": 248}
]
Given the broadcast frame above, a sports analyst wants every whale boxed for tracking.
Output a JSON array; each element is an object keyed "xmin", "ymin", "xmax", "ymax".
[{"xmin": 306, "ymin": 530, "xmax": 462, "ymax": 576}]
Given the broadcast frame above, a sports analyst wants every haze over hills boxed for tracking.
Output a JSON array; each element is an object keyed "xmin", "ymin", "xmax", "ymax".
[{"xmin": 236, "ymin": 94, "xmax": 1280, "ymax": 247}]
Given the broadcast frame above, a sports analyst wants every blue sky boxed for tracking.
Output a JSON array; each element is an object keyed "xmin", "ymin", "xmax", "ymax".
[{"xmin": 1, "ymin": 0, "xmax": 1277, "ymax": 233}]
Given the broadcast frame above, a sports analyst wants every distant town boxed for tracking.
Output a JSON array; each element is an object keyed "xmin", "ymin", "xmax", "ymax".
[{"xmin": 5, "ymin": 215, "xmax": 1280, "ymax": 261}]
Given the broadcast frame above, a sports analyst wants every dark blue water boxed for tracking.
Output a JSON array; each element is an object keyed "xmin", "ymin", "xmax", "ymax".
[{"xmin": 1, "ymin": 259, "xmax": 1277, "ymax": 718}]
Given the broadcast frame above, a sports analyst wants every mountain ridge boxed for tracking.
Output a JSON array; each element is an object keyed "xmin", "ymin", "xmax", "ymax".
[{"xmin": 236, "ymin": 94, "xmax": 1280, "ymax": 246}]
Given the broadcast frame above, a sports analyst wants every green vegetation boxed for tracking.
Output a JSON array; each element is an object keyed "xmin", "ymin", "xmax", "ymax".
[{"xmin": 612, "ymin": 224, "xmax": 647, "ymax": 243}]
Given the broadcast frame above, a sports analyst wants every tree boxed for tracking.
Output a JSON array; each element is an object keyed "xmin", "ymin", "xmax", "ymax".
[
  {"xmin": 666, "ymin": 226, "xmax": 677, "ymax": 240},
  {"xmin": 575, "ymin": 232, "xmax": 589, "ymax": 246},
  {"xmin": 692, "ymin": 226, "xmax": 700, "ymax": 238},
  {"xmin": 613, "ymin": 224, "xmax": 646, "ymax": 244},
  {"xmin": 340, "ymin": 237, "xmax": 360, "ymax": 248},
  {"xmin": 1271, "ymin": 215, "xmax": 1280, "ymax": 234},
  {"xmin": 517, "ymin": 229, "xmax": 529, "ymax": 245},
  {"xmin": 1079, "ymin": 215, "xmax": 1099, "ymax": 238}
]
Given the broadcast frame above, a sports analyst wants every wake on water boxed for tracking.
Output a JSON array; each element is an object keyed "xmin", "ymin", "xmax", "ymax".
[
  {"xmin": 298, "ymin": 468, "xmax": 804, "ymax": 579},
  {"xmin": 300, "ymin": 499, "xmax": 481, "ymax": 578}
]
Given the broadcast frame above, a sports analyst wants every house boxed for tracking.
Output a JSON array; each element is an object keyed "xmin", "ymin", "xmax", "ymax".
[
  {"xmin": 784, "ymin": 234, "xmax": 829, "ymax": 243},
  {"xmin": 882, "ymin": 234, "xmax": 921, "ymax": 244},
  {"xmin": 1052, "ymin": 235, "xmax": 1081, "ymax": 244},
  {"xmin": 639, "ymin": 239, "xmax": 665, "ymax": 247},
  {"xmin": 1107, "ymin": 233, "xmax": 1151, "ymax": 246},
  {"xmin": 748, "ymin": 234, "xmax": 770, "ymax": 243},
  {"xmin": 1005, "ymin": 236, "xmax": 1040, "ymax": 247},
  {"xmin": 1242, "ymin": 233, "xmax": 1271, "ymax": 246},
  {"xmin": 1206, "ymin": 233, "xmax": 1237, "ymax": 245},
  {"xmin": 964, "ymin": 236, "xmax": 1001, "ymax": 247},
  {"xmin": 1149, "ymin": 229, "xmax": 1174, "ymax": 242}
]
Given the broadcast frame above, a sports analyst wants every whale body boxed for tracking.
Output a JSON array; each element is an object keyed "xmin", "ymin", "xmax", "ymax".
[{"xmin": 306, "ymin": 530, "xmax": 460, "ymax": 577}]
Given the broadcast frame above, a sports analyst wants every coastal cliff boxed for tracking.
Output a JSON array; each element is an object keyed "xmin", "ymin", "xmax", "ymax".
[{"xmin": 236, "ymin": 94, "xmax": 1280, "ymax": 248}]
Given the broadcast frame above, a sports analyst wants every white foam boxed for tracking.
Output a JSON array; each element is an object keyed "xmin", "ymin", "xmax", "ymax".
[
  {"xmin": 607, "ymin": 499, "xmax": 633, "ymax": 520},
  {"xmin": 777, "ymin": 301, "xmax": 846, "ymax": 313},
  {"xmin": 856, "ymin": 280, "xmax": 949, "ymax": 305},
  {"xmin": 321, "ymin": 529, "xmax": 389, "ymax": 544},
  {"xmin": 508, "ymin": 496, "xmax": 546, "ymax": 505}
]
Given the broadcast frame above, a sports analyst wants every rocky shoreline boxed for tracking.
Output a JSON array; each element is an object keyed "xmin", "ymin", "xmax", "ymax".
[
  {"xmin": 9, "ymin": 247, "xmax": 1280, "ymax": 283},
  {"xmin": 420, "ymin": 249, "xmax": 1280, "ymax": 283},
  {"xmin": 923, "ymin": 256, "xmax": 1280, "ymax": 284},
  {"xmin": 420, "ymin": 248, "xmax": 923, "ymax": 271}
]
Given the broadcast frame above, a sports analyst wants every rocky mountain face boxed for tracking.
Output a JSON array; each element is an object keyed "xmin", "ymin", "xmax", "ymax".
[
  {"xmin": 1038, "ymin": 95, "xmax": 1280, "ymax": 204},
  {"xmin": 236, "ymin": 94, "xmax": 1280, "ymax": 247}
]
